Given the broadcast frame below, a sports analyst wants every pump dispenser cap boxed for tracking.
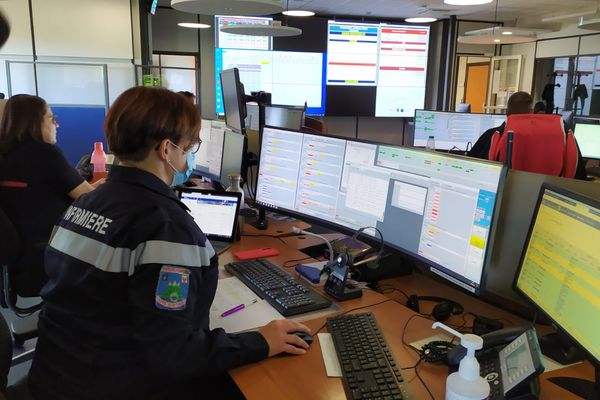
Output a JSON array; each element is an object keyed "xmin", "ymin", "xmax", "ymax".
[{"xmin": 433, "ymin": 322, "xmax": 485, "ymax": 381}]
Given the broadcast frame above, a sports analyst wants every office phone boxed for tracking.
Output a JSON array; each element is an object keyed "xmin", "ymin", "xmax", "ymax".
[{"xmin": 448, "ymin": 326, "xmax": 545, "ymax": 399}]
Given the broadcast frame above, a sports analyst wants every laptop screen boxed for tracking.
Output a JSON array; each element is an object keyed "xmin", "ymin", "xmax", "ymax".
[{"xmin": 179, "ymin": 190, "xmax": 241, "ymax": 241}]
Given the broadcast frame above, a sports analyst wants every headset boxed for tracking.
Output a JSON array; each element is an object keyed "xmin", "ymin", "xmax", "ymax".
[
  {"xmin": 339, "ymin": 226, "xmax": 385, "ymax": 271},
  {"xmin": 406, "ymin": 295, "xmax": 464, "ymax": 322}
]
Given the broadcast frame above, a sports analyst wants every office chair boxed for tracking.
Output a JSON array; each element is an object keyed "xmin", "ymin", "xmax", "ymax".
[
  {"xmin": 0, "ymin": 313, "xmax": 33, "ymax": 400},
  {"xmin": 75, "ymin": 154, "xmax": 93, "ymax": 182},
  {"xmin": 489, "ymin": 114, "xmax": 579, "ymax": 178},
  {"xmin": 456, "ymin": 103, "xmax": 471, "ymax": 113},
  {"xmin": 0, "ymin": 207, "xmax": 41, "ymax": 348},
  {"xmin": 303, "ymin": 116, "xmax": 328, "ymax": 134}
]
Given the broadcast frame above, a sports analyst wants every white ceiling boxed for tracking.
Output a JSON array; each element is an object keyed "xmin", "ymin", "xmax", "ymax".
[{"xmin": 158, "ymin": 0, "xmax": 599, "ymax": 26}]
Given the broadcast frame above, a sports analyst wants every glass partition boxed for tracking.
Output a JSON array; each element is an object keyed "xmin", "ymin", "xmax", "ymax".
[
  {"xmin": 533, "ymin": 55, "xmax": 600, "ymax": 117},
  {"xmin": 136, "ymin": 53, "xmax": 199, "ymax": 102}
]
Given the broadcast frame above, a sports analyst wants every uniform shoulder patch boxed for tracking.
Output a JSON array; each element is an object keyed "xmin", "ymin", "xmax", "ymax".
[{"xmin": 155, "ymin": 266, "xmax": 190, "ymax": 311}]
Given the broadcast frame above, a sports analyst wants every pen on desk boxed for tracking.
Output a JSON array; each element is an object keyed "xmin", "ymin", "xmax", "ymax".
[{"xmin": 221, "ymin": 299, "xmax": 258, "ymax": 318}]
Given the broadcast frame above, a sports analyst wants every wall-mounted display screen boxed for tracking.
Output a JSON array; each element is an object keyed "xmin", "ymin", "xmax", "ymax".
[
  {"xmin": 326, "ymin": 21, "xmax": 430, "ymax": 117},
  {"xmin": 215, "ymin": 49, "xmax": 326, "ymax": 116},
  {"xmin": 215, "ymin": 15, "xmax": 273, "ymax": 50},
  {"xmin": 213, "ymin": 16, "xmax": 431, "ymax": 118}
]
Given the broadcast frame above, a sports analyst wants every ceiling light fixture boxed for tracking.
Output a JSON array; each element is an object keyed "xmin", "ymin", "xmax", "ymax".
[
  {"xmin": 282, "ymin": 10, "xmax": 315, "ymax": 17},
  {"xmin": 457, "ymin": 0, "xmax": 550, "ymax": 44},
  {"xmin": 444, "ymin": 0, "xmax": 493, "ymax": 5},
  {"xmin": 578, "ymin": 16, "xmax": 600, "ymax": 30},
  {"xmin": 221, "ymin": 0, "xmax": 303, "ymax": 38},
  {"xmin": 541, "ymin": 9, "xmax": 597, "ymax": 22},
  {"xmin": 220, "ymin": 20, "xmax": 302, "ymax": 36},
  {"xmin": 458, "ymin": 26, "xmax": 546, "ymax": 44},
  {"xmin": 178, "ymin": 22, "xmax": 211, "ymax": 29},
  {"xmin": 171, "ymin": 0, "xmax": 283, "ymax": 16},
  {"xmin": 405, "ymin": 17, "xmax": 438, "ymax": 23}
]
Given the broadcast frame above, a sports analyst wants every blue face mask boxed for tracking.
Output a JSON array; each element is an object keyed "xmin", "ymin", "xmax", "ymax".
[{"xmin": 169, "ymin": 151, "xmax": 195, "ymax": 187}]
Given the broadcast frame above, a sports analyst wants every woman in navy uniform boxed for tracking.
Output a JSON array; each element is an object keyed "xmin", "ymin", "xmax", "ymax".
[
  {"xmin": 29, "ymin": 87, "xmax": 311, "ymax": 400},
  {"xmin": 0, "ymin": 94, "xmax": 101, "ymax": 297}
]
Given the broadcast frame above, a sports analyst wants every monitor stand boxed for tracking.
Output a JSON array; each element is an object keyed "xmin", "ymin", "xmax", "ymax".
[
  {"xmin": 538, "ymin": 331, "xmax": 585, "ymax": 365},
  {"xmin": 249, "ymin": 208, "xmax": 268, "ymax": 230},
  {"xmin": 548, "ymin": 364, "xmax": 599, "ymax": 400}
]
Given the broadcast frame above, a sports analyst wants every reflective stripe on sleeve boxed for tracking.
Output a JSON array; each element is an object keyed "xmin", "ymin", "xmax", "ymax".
[{"xmin": 49, "ymin": 226, "xmax": 215, "ymax": 275}]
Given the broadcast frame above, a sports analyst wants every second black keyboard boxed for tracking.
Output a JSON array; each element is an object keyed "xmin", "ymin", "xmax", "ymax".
[
  {"xmin": 328, "ymin": 312, "xmax": 412, "ymax": 400},
  {"xmin": 225, "ymin": 258, "xmax": 332, "ymax": 317}
]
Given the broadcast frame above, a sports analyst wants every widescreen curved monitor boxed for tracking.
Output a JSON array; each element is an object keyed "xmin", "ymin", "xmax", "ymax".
[{"xmin": 255, "ymin": 126, "xmax": 506, "ymax": 294}]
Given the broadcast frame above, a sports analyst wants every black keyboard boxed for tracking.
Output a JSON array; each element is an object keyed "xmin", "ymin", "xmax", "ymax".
[
  {"xmin": 327, "ymin": 313, "xmax": 412, "ymax": 400},
  {"xmin": 225, "ymin": 258, "xmax": 332, "ymax": 317}
]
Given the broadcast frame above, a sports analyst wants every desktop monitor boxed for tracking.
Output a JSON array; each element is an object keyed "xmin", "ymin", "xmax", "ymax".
[
  {"xmin": 255, "ymin": 126, "xmax": 506, "ymax": 294},
  {"xmin": 245, "ymin": 103, "xmax": 260, "ymax": 131},
  {"xmin": 574, "ymin": 117, "xmax": 600, "ymax": 159},
  {"xmin": 194, "ymin": 119, "xmax": 226, "ymax": 181},
  {"xmin": 413, "ymin": 110, "xmax": 506, "ymax": 151},
  {"xmin": 514, "ymin": 184, "xmax": 600, "ymax": 399},
  {"xmin": 220, "ymin": 68, "xmax": 247, "ymax": 135},
  {"xmin": 264, "ymin": 105, "xmax": 305, "ymax": 131},
  {"xmin": 149, "ymin": 0, "xmax": 158, "ymax": 14},
  {"xmin": 220, "ymin": 128, "xmax": 247, "ymax": 185}
]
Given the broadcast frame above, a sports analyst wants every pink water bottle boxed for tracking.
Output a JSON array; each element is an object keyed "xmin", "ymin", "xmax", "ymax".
[{"xmin": 91, "ymin": 142, "xmax": 107, "ymax": 182}]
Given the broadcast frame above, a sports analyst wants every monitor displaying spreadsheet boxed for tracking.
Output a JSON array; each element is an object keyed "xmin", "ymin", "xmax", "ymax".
[{"xmin": 414, "ymin": 110, "xmax": 505, "ymax": 151}]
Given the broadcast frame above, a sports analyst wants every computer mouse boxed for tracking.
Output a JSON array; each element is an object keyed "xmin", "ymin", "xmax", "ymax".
[{"xmin": 290, "ymin": 331, "xmax": 313, "ymax": 346}]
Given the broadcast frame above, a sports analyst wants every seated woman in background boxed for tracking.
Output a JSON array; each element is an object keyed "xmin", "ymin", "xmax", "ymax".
[{"xmin": 0, "ymin": 94, "xmax": 101, "ymax": 297}]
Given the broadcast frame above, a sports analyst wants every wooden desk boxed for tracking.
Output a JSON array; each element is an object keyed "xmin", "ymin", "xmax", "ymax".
[
  {"xmin": 242, "ymin": 219, "xmax": 311, "ymax": 237},
  {"xmin": 224, "ymin": 224, "xmax": 595, "ymax": 399},
  {"xmin": 230, "ymin": 297, "xmax": 441, "ymax": 400}
]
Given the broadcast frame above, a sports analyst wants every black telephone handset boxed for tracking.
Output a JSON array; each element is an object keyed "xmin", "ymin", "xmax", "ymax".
[
  {"xmin": 448, "ymin": 326, "xmax": 544, "ymax": 400},
  {"xmin": 448, "ymin": 325, "xmax": 531, "ymax": 366}
]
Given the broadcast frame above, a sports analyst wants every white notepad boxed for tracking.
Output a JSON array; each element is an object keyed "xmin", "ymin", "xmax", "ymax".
[{"xmin": 209, "ymin": 277, "xmax": 283, "ymax": 333}]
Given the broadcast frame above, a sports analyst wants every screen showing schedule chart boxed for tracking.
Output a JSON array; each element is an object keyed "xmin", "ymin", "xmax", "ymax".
[{"xmin": 326, "ymin": 21, "xmax": 430, "ymax": 117}]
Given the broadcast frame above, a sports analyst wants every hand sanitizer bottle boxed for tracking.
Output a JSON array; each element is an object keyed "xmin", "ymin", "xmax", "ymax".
[{"xmin": 432, "ymin": 322, "xmax": 490, "ymax": 400}]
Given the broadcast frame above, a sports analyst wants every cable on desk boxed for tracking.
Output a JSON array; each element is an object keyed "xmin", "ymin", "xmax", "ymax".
[
  {"xmin": 313, "ymin": 298, "xmax": 394, "ymax": 335},
  {"xmin": 282, "ymin": 256, "xmax": 313, "ymax": 268},
  {"xmin": 376, "ymin": 285, "xmax": 410, "ymax": 301},
  {"xmin": 413, "ymin": 359, "xmax": 435, "ymax": 400},
  {"xmin": 240, "ymin": 233, "xmax": 288, "ymax": 246}
]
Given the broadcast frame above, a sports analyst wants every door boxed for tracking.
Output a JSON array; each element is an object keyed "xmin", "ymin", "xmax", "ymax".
[{"xmin": 465, "ymin": 63, "xmax": 490, "ymax": 113}]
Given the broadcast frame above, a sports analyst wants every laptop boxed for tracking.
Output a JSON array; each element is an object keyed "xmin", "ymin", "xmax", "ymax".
[{"xmin": 178, "ymin": 189, "xmax": 242, "ymax": 255}]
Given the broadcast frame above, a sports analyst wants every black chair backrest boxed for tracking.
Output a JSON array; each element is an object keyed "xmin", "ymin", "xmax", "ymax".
[
  {"xmin": 0, "ymin": 313, "xmax": 12, "ymax": 392},
  {"xmin": 0, "ymin": 208, "xmax": 19, "ymax": 267}
]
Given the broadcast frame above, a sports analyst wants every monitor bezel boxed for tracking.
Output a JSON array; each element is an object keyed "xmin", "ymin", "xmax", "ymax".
[
  {"xmin": 193, "ymin": 119, "xmax": 226, "ymax": 182},
  {"xmin": 255, "ymin": 124, "xmax": 507, "ymax": 295},
  {"xmin": 574, "ymin": 117, "xmax": 600, "ymax": 160},
  {"xmin": 512, "ymin": 182, "xmax": 600, "ymax": 366},
  {"xmin": 220, "ymin": 67, "xmax": 247, "ymax": 135}
]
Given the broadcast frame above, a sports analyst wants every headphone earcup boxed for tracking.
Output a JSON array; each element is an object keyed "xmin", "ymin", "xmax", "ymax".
[{"xmin": 431, "ymin": 302, "xmax": 453, "ymax": 322}]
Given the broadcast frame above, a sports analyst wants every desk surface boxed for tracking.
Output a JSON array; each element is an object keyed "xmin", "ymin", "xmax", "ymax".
[{"xmin": 222, "ymin": 223, "xmax": 595, "ymax": 400}]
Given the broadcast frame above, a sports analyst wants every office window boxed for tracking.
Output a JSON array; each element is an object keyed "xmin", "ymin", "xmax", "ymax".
[{"xmin": 151, "ymin": 53, "xmax": 198, "ymax": 102}]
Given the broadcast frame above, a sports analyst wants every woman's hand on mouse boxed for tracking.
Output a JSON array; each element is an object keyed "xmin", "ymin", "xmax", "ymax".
[{"xmin": 259, "ymin": 319, "xmax": 312, "ymax": 356}]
